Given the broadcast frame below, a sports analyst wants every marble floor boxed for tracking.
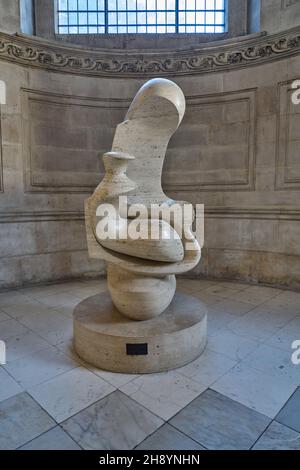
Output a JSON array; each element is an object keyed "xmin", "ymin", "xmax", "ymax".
[{"xmin": 0, "ymin": 277, "xmax": 300, "ymax": 450}]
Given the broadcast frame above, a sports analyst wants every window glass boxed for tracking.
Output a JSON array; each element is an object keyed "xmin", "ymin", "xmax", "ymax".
[{"xmin": 57, "ymin": 0, "xmax": 226, "ymax": 34}]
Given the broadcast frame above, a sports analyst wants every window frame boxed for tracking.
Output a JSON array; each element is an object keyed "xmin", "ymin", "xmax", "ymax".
[{"xmin": 56, "ymin": 0, "xmax": 227, "ymax": 35}]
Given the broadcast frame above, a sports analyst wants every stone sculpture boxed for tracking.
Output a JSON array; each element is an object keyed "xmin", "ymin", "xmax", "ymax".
[{"xmin": 74, "ymin": 78, "xmax": 207, "ymax": 373}]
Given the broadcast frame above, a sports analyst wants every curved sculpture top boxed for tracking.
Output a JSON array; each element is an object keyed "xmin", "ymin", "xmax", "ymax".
[
  {"xmin": 112, "ymin": 78, "xmax": 186, "ymax": 206},
  {"xmin": 85, "ymin": 78, "xmax": 201, "ymax": 320},
  {"xmin": 126, "ymin": 78, "xmax": 186, "ymax": 126}
]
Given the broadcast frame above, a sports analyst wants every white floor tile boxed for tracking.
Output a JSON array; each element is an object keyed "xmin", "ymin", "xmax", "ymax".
[
  {"xmin": 258, "ymin": 296, "xmax": 300, "ymax": 315},
  {"xmin": 208, "ymin": 329, "xmax": 260, "ymax": 361},
  {"xmin": 39, "ymin": 320, "xmax": 73, "ymax": 346},
  {"xmin": 207, "ymin": 308, "xmax": 237, "ymax": 335},
  {"xmin": 226, "ymin": 307, "xmax": 297, "ymax": 342},
  {"xmin": 29, "ymin": 367, "xmax": 115, "ymax": 422},
  {"xmin": 120, "ymin": 371, "xmax": 206, "ymax": 420},
  {"xmin": 53, "ymin": 306, "xmax": 75, "ymax": 318},
  {"xmin": 0, "ymin": 319, "xmax": 28, "ymax": 340},
  {"xmin": 191, "ymin": 291, "xmax": 223, "ymax": 306},
  {"xmin": 229, "ymin": 285, "xmax": 282, "ymax": 305},
  {"xmin": 0, "ymin": 393, "xmax": 55, "ymax": 450},
  {"xmin": 56, "ymin": 340, "xmax": 138, "ymax": 388},
  {"xmin": 4, "ymin": 330, "xmax": 49, "ymax": 363},
  {"xmin": 19, "ymin": 284, "xmax": 77, "ymax": 300},
  {"xmin": 273, "ymin": 291, "xmax": 300, "ymax": 307},
  {"xmin": 216, "ymin": 281, "xmax": 249, "ymax": 291},
  {"xmin": 0, "ymin": 310, "xmax": 11, "ymax": 322},
  {"xmin": 61, "ymin": 390, "xmax": 163, "ymax": 450},
  {"xmin": 177, "ymin": 349, "xmax": 237, "ymax": 387},
  {"xmin": 55, "ymin": 339, "xmax": 86, "ymax": 364},
  {"xmin": 66, "ymin": 285, "xmax": 108, "ymax": 300},
  {"xmin": 1, "ymin": 299, "xmax": 55, "ymax": 320},
  {"xmin": 211, "ymin": 299, "xmax": 256, "ymax": 316},
  {"xmin": 81, "ymin": 278, "xmax": 106, "ymax": 288},
  {"xmin": 4, "ymin": 346, "xmax": 78, "ymax": 388},
  {"xmin": 202, "ymin": 285, "xmax": 243, "ymax": 299},
  {"xmin": 177, "ymin": 284, "xmax": 200, "ymax": 295},
  {"xmin": 0, "ymin": 292, "xmax": 30, "ymax": 309},
  {"xmin": 38, "ymin": 292, "xmax": 82, "ymax": 309},
  {"xmin": 0, "ymin": 367, "xmax": 23, "ymax": 402},
  {"xmin": 192, "ymin": 280, "xmax": 220, "ymax": 291},
  {"xmin": 241, "ymin": 344, "xmax": 300, "ymax": 387},
  {"xmin": 17, "ymin": 309, "xmax": 71, "ymax": 339},
  {"xmin": 267, "ymin": 315, "xmax": 300, "ymax": 351},
  {"xmin": 212, "ymin": 364, "xmax": 296, "ymax": 418},
  {"xmin": 91, "ymin": 368, "xmax": 138, "ymax": 389},
  {"xmin": 20, "ymin": 426, "xmax": 81, "ymax": 450}
]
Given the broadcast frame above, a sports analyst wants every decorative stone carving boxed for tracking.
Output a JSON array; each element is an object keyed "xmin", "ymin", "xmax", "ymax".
[
  {"xmin": 283, "ymin": 0, "xmax": 300, "ymax": 8},
  {"xmin": 0, "ymin": 27, "xmax": 300, "ymax": 76},
  {"xmin": 74, "ymin": 78, "xmax": 207, "ymax": 373}
]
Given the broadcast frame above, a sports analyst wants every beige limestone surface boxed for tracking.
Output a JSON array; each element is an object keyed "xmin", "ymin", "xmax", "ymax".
[
  {"xmin": 85, "ymin": 78, "xmax": 201, "ymax": 320},
  {"xmin": 74, "ymin": 292, "xmax": 207, "ymax": 374}
]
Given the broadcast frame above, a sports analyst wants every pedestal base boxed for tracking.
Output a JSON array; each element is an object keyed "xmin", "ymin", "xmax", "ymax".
[{"xmin": 73, "ymin": 292, "xmax": 207, "ymax": 374}]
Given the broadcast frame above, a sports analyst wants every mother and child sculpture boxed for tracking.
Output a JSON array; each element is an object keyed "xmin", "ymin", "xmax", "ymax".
[{"xmin": 74, "ymin": 78, "xmax": 207, "ymax": 373}]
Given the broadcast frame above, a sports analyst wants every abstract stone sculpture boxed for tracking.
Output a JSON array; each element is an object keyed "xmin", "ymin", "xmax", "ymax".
[{"xmin": 74, "ymin": 78, "xmax": 207, "ymax": 373}]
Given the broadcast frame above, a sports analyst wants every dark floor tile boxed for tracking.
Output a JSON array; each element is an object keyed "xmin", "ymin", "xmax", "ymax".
[
  {"xmin": 276, "ymin": 387, "xmax": 300, "ymax": 433},
  {"xmin": 0, "ymin": 392, "xmax": 55, "ymax": 450},
  {"xmin": 136, "ymin": 424, "xmax": 204, "ymax": 450},
  {"xmin": 253, "ymin": 421, "xmax": 300, "ymax": 450},
  {"xmin": 61, "ymin": 391, "xmax": 163, "ymax": 450},
  {"xmin": 19, "ymin": 426, "xmax": 81, "ymax": 450},
  {"xmin": 169, "ymin": 389, "xmax": 270, "ymax": 450}
]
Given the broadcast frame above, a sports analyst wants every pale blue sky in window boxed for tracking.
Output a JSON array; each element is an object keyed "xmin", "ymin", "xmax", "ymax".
[{"xmin": 57, "ymin": 0, "xmax": 226, "ymax": 34}]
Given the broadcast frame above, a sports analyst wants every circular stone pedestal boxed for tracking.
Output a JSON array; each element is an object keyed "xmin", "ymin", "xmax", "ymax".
[{"xmin": 73, "ymin": 292, "xmax": 207, "ymax": 374}]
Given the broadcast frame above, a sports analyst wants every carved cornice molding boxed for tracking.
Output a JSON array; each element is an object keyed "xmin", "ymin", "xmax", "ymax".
[
  {"xmin": 2, "ymin": 207, "xmax": 300, "ymax": 223},
  {"xmin": 0, "ymin": 211, "xmax": 85, "ymax": 223},
  {"xmin": 0, "ymin": 27, "xmax": 299, "ymax": 77},
  {"xmin": 204, "ymin": 206, "xmax": 300, "ymax": 221}
]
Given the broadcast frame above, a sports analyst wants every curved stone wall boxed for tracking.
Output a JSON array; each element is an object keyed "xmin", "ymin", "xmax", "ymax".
[{"xmin": 0, "ymin": 28, "xmax": 300, "ymax": 289}]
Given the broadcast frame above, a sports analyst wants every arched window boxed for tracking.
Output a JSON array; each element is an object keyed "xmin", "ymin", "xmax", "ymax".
[{"xmin": 57, "ymin": 0, "xmax": 226, "ymax": 34}]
